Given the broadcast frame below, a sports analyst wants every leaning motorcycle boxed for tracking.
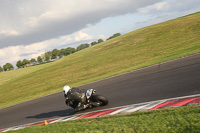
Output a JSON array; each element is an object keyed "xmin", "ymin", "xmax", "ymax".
[{"xmin": 65, "ymin": 88, "xmax": 108, "ymax": 111}]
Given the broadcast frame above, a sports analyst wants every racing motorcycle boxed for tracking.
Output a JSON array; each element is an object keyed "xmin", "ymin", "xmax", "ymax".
[{"xmin": 65, "ymin": 88, "xmax": 108, "ymax": 111}]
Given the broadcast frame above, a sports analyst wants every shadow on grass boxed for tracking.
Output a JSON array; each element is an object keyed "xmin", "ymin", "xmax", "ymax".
[{"xmin": 26, "ymin": 108, "xmax": 75, "ymax": 119}]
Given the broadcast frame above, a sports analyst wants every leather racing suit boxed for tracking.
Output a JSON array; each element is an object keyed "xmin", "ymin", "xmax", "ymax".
[{"xmin": 64, "ymin": 87, "xmax": 88, "ymax": 111}]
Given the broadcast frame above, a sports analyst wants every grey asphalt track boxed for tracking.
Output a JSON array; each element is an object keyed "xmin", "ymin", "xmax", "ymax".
[{"xmin": 0, "ymin": 53, "xmax": 200, "ymax": 129}]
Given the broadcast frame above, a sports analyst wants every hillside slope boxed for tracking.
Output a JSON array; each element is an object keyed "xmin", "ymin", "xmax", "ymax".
[{"xmin": 0, "ymin": 12, "xmax": 200, "ymax": 108}]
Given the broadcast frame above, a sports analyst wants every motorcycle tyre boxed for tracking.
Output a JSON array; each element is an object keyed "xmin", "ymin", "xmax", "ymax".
[{"xmin": 91, "ymin": 95, "xmax": 108, "ymax": 106}]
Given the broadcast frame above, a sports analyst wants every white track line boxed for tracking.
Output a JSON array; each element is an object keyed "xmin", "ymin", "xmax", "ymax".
[{"xmin": 1, "ymin": 94, "xmax": 200, "ymax": 132}]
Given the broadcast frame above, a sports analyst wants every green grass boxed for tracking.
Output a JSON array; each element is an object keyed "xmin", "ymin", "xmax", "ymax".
[
  {"xmin": 1, "ymin": 12, "xmax": 200, "ymax": 108},
  {"xmin": 7, "ymin": 105, "xmax": 200, "ymax": 133}
]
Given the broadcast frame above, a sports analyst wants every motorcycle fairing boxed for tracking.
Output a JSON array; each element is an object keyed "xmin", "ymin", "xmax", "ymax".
[{"xmin": 86, "ymin": 89, "xmax": 94, "ymax": 99}]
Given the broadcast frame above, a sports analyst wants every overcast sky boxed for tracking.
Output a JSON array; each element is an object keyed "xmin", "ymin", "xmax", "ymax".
[{"xmin": 0, "ymin": 0, "xmax": 200, "ymax": 67}]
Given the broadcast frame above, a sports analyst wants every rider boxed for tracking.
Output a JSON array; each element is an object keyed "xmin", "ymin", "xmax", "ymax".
[{"xmin": 63, "ymin": 85, "xmax": 89, "ymax": 111}]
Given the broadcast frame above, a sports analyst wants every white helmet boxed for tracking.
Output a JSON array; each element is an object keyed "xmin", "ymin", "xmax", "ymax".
[{"xmin": 63, "ymin": 85, "xmax": 71, "ymax": 94}]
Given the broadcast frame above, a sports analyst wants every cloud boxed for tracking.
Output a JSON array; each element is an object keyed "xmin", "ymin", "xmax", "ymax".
[
  {"xmin": 134, "ymin": 0, "xmax": 200, "ymax": 32},
  {"xmin": 0, "ymin": 30, "xmax": 96, "ymax": 67},
  {"xmin": 1, "ymin": 0, "xmax": 200, "ymax": 67},
  {"xmin": 0, "ymin": 30, "xmax": 20, "ymax": 36},
  {"xmin": 138, "ymin": 2, "xmax": 169, "ymax": 13},
  {"xmin": 74, "ymin": 31, "xmax": 93, "ymax": 42},
  {"xmin": 138, "ymin": 0, "xmax": 200, "ymax": 15},
  {"xmin": 0, "ymin": 0, "xmax": 161, "ymax": 49}
]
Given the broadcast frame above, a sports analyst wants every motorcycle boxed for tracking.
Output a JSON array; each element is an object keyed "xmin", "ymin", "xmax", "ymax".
[{"xmin": 65, "ymin": 88, "xmax": 108, "ymax": 111}]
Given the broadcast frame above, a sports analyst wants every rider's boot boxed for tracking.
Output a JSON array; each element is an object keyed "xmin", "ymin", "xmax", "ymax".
[{"xmin": 75, "ymin": 102, "xmax": 88, "ymax": 111}]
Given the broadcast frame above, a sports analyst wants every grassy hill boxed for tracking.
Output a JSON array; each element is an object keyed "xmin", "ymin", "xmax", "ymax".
[{"xmin": 0, "ymin": 12, "xmax": 200, "ymax": 108}]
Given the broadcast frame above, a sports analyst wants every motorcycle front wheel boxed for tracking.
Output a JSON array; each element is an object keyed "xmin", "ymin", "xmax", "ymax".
[{"xmin": 91, "ymin": 95, "xmax": 108, "ymax": 106}]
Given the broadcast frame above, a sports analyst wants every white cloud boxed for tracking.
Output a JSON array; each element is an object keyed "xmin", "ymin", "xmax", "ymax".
[
  {"xmin": 24, "ymin": 10, "xmax": 67, "ymax": 28},
  {"xmin": 97, "ymin": 35, "xmax": 107, "ymax": 40},
  {"xmin": 138, "ymin": 0, "xmax": 200, "ymax": 15},
  {"xmin": 0, "ymin": 30, "xmax": 20, "ymax": 36},
  {"xmin": 0, "ymin": 0, "xmax": 161, "ymax": 48},
  {"xmin": 138, "ymin": 2, "xmax": 169, "ymax": 13},
  {"xmin": 1, "ymin": 0, "xmax": 200, "ymax": 68},
  {"xmin": 156, "ymin": 2, "xmax": 169, "ymax": 10},
  {"xmin": 0, "ymin": 46, "xmax": 25, "ymax": 67},
  {"xmin": 74, "ymin": 31, "xmax": 93, "ymax": 42},
  {"xmin": 0, "ymin": 30, "xmax": 95, "ymax": 67},
  {"xmin": 133, "ymin": 0, "xmax": 200, "ymax": 33}
]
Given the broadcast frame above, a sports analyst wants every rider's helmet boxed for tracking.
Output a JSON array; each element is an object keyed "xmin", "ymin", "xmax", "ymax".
[{"xmin": 63, "ymin": 85, "xmax": 71, "ymax": 94}]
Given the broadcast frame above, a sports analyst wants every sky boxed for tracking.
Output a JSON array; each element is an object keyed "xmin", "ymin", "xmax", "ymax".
[{"xmin": 0, "ymin": 0, "xmax": 200, "ymax": 68}]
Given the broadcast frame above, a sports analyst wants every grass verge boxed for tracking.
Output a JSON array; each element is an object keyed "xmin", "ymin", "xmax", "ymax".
[{"xmin": 7, "ymin": 105, "xmax": 200, "ymax": 133}]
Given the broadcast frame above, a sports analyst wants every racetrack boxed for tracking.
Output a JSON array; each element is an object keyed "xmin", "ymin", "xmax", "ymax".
[{"xmin": 0, "ymin": 53, "xmax": 200, "ymax": 130}]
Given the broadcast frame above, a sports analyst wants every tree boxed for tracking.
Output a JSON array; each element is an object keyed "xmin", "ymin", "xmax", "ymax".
[
  {"xmin": 43, "ymin": 51, "xmax": 52, "ymax": 62},
  {"xmin": 30, "ymin": 58, "xmax": 36, "ymax": 63},
  {"xmin": 41, "ymin": 53, "xmax": 45, "ymax": 62},
  {"xmin": 22, "ymin": 59, "xmax": 30, "ymax": 67},
  {"xmin": 107, "ymin": 33, "xmax": 121, "ymax": 40},
  {"xmin": 9, "ymin": 63, "xmax": 14, "ymax": 70},
  {"xmin": 98, "ymin": 39, "xmax": 104, "ymax": 43},
  {"xmin": 76, "ymin": 43, "xmax": 89, "ymax": 51},
  {"xmin": 3, "ymin": 63, "xmax": 14, "ymax": 71},
  {"xmin": 3, "ymin": 64, "xmax": 7, "ymax": 71},
  {"xmin": 113, "ymin": 33, "xmax": 121, "ymax": 37},
  {"xmin": 44, "ymin": 52, "xmax": 50, "ymax": 62},
  {"xmin": 59, "ymin": 49, "xmax": 65, "ymax": 57},
  {"xmin": 30, "ymin": 58, "xmax": 37, "ymax": 65},
  {"xmin": 16, "ymin": 60, "xmax": 23, "ymax": 68},
  {"xmin": 91, "ymin": 41, "xmax": 98, "ymax": 46},
  {"xmin": 63, "ymin": 47, "xmax": 76, "ymax": 56},
  {"xmin": 51, "ymin": 49, "xmax": 59, "ymax": 59},
  {"xmin": 37, "ymin": 56, "xmax": 43, "ymax": 63},
  {"xmin": 0, "ymin": 66, "xmax": 3, "ymax": 72},
  {"xmin": 67, "ymin": 47, "xmax": 76, "ymax": 54},
  {"xmin": 57, "ymin": 50, "xmax": 62, "ymax": 58}
]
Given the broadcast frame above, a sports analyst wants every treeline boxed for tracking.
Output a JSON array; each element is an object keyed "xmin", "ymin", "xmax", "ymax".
[
  {"xmin": 0, "ymin": 33, "xmax": 121, "ymax": 72},
  {"xmin": 0, "ymin": 63, "xmax": 14, "ymax": 72}
]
